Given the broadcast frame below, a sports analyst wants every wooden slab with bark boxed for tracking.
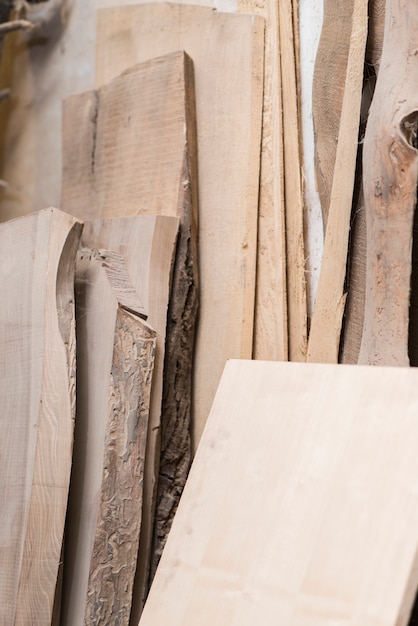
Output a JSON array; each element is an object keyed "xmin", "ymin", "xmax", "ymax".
[
  {"xmin": 0, "ymin": 207, "xmax": 81, "ymax": 625},
  {"xmin": 358, "ymin": 0, "xmax": 418, "ymax": 366},
  {"xmin": 60, "ymin": 215, "xmax": 179, "ymax": 626},
  {"xmin": 140, "ymin": 359, "xmax": 418, "ymax": 626},
  {"xmin": 306, "ymin": 0, "xmax": 368, "ymax": 363},
  {"xmin": 96, "ymin": 4, "xmax": 264, "ymax": 455},
  {"xmin": 61, "ymin": 50, "xmax": 197, "ymax": 610}
]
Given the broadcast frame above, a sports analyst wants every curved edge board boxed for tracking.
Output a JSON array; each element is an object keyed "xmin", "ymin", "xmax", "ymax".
[{"xmin": 0, "ymin": 207, "xmax": 82, "ymax": 625}]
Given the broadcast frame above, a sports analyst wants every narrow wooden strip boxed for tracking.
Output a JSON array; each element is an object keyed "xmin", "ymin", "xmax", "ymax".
[
  {"xmin": 358, "ymin": 0, "xmax": 418, "ymax": 365},
  {"xmin": 306, "ymin": 0, "xmax": 368, "ymax": 363},
  {"xmin": 0, "ymin": 208, "xmax": 81, "ymax": 625},
  {"xmin": 237, "ymin": 0, "xmax": 288, "ymax": 361},
  {"xmin": 279, "ymin": 0, "xmax": 307, "ymax": 361}
]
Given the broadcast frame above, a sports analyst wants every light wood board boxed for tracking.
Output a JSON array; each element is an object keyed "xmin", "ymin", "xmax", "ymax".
[
  {"xmin": 0, "ymin": 207, "xmax": 81, "ymax": 625},
  {"xmin": 236, "ymin": 0, "xmax": 288, "ymax": 361},
  {"xmin": 306, "ymin": 0, "xmax": 368, "ymax": 363},
  {"xmin": 96, "ymin": 3, "xmax": 264, "ymax": 452},
  {"xmin": 61, "ymin": 50, "xmax": 197, "ymax": 609},
  {"xmin": 358, "ymin": 0, "xmax": 418, "ymax": 366},
  {"xmin": 139, "ymin": 359, "xmax": 418, "ymax": 626},
  {"xmin": 279, "ymin": 0, "xmax": 307, "ymax": 361},
  {"xmin": 60, "ymin": 215, "xmax": 179, "ymax": 626}
]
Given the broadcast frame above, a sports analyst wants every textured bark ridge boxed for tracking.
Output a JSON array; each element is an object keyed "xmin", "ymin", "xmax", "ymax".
[
  {"xmin": 151, "ymin": 155, "xmax": 198, "ymax": 581},
  {"xmin": 85, "ymin": 307, "xmax": 156, "ymax": 625},
  {"xmin": 359, "ymin": 0, "xmax": 418, "ymax": 365}
]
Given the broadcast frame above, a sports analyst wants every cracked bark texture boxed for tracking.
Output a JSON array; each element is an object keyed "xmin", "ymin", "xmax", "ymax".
[{"xmin": 85, "ymin": 308, "xmax": 156, "ymax": 626}]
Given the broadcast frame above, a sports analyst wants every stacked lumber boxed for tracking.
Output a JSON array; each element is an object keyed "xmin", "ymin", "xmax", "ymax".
[{"xmin": 2, "ymin": 1, "xmax": 418, "ymax": 624}]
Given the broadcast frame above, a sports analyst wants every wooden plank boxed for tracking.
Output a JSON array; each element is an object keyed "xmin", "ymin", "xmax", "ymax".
[
  {"xmin": 61, "ymin": 50, "xmax": 197, "ymax": 611},
  {"xmin": 96, "ymin": 3, "xmax": 264, "ymax": 452},
  {"xmin": 306, "ymin": 0, "xmax": 368, "ymax": 363},
  {"xmin": 358, "ymin": 0, "xmax": 418, "ymax": 366},
  {"xmin": 236, "ymin": 0, "xmax": 288, "ymax": 361},
  {"xmin": 279, "ymin": 0, "xmax": 307, "ymax": 361},
  {"xmin": 0, "ymin": 207, "xmax": 81, "ymax": 625},
  {"xmin": 139, "ymin": 359, "xmax": 418, "ymax": 626},
  {"xmin": 60, "ymin": 215, "xmax": 179, "ymax": 626}
]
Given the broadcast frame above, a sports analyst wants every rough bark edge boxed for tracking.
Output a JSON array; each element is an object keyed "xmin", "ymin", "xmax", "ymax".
[{"xmin": 84, "ymin": 308, "xmax": 156, "ymax": 625}]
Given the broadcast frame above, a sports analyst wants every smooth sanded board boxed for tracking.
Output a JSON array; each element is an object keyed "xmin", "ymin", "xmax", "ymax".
[
  {"xmin": 60, "ymin": 215, "xmax": 179, "ymax": 626},
  {"xmin": 139, "ymin": 359, "xmax": 418, "ymax": 626},
  {"xmin": 358, "ymin": 0, "xmax": 418, "ymax": 366},
  {"xmin": 61, "ymin": 51, "xmax": 197, "ymax": 609},
  {"xmin": 0, "ymin": 207, "xmax": 81, "ymax": 625},
  {"xmin": 96, "ymin": 3, "xmax": 264, "ymax": 452}
]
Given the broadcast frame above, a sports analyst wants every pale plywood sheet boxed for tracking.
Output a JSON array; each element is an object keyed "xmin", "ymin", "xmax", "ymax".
[
  {"xmin": 96, "ymin": 3, "xmax": 264, "ymax": 451},
  {"xmin": 139, "ymin": 359, "xmax": 418, "ymax": 626},
  {"xmin": 0, "ymin": 207, "xmax": 81, "ymax": 624},
  {"xmin": 60, "ymin": 215, "xmax": 179, "ymax": 626}
]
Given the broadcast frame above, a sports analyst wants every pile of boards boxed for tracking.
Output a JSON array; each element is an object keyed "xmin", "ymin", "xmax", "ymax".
[{"xmin": 3, "ymin": 0, "xmax": 418, "ymax": 625}]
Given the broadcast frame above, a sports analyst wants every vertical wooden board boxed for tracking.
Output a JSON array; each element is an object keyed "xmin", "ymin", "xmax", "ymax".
[
  {"xmin": 139, "ymin": 360, "xmax": 418, "ymax": 626},
  {"xmin": 306, "ymin": 0, "xmax": 368, "ymax": 364},
  {"xmin": 95, "ymin": 3, "xmax": 264, "ymax": 451},
  {"xmin": 60, "ymin": 215, "xmax": 179, "ymax": 626},
  {"xmin": 358, "ymin": 0, "xmax": 418, "ymax": 366},
  {"xmin": 62, "ymin": 51, "xmax": 197, "ymax": 608},
  {"xmin": 236, "ymin": 0, "xmax": 288, "ymax": 361},
  {"xmin": 0, "ymin": 207, "xmax": 81, "ymax": 625}
]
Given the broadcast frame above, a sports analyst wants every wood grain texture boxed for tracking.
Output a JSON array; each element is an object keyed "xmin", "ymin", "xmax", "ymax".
[
  {"xmin": 0, "ymin": 207, "xmax": 81, "ymax": 625},
  {"xmin": 61, "ymin": 50, "xmax": 197, "ymax": 611},
  {"xmin": 140, "ymin": 359, "xmax": 418, "ymax": 626},
  {"xmin": 306, "ymin": 0, "xmax": 368, "ymax": 363},
  {"xmin": 96, "ymin": 4, "xmax": 264, "ymax": 453},
  {"xmin": 279, "ymin": 0, "xmax": 307, "ymax": 361},
  {"xmin": 85, "ymin": 306, "xmax": 156, "ymax": 625},
  {"xmin": 236, "ymin": 0, "xmax": 288, "ymax": 361},
  {"xmin": 60, "ymin": 215, "xmax": 178, "ymax": 626},
  {"xmin": 358, "ymin": 0, "xmax": 418, "ymax": 366},
  {"xmin": 312, "ymin": 0, "xmax": 355, "ymax": 227}
]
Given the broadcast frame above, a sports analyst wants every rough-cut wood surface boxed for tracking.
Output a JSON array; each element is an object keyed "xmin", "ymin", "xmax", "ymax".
[
  {"xmin": 312, "ymin": 0, "xmax": 355, "ymax": 228},
  {"xmin": 340, "ymin": 0, "xmax": 386, "ymax": 364},
  {"xmin": 61, "ymin": 50, "xmax": 197, "ymax": 612},
  {"xmin": 306, "ymin": 0, "xmax": 368, "ymax": 363},
  {"xmin": 139, "ymin": 359, "xmax": 418, "ymax": 626},
  {"xmin": 60, "ymin": 215, "xmax": 178, "ymax": 626},
  {"xmin": 0, "ymin": 207, "xmax": 81, "ymax": 625},
  {"xmin": 279, "ymin": 0, "xmax": 307, "ymax": 361},
  {"xmin": 96, "ymin": 4, "xmax": 264, "ymax": 457},
  {"xmin": 85, "ymin": 305, "xmax": 156, "ymax": 626},
  {"xmin": 358, "ymin": 0, "xmax": 418, "ymax": 366},
  {"xmin": 236, "ymin": 0, "xmax": 287, "ymax": 361}
]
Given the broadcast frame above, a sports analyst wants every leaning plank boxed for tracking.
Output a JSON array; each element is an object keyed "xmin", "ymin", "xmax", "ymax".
[
  {"xmin": 60, "ymin": 215, "xmax": 179, "ymax": 626},
  {"xmin": 236, "ymin": 0, "xmax": 288, "ymax": 361},
  {"xmin": 306, "ymin": 0, "xmax": 367, "ymax": 363},
  {"xmin": 62, "ymin": 51, "xmax": 196, "ymax": 611},
  {"xmin": 279, "ymin": 0, "xmax": 307, "ymax": 361},
  {"xmin": 139, "ymin": 360, "xmax": 418, "ymax": 626},
  {"xmin": 96, "ymin": 3, "xmax": 264, "ymax": 452},
  {"xmin": 0, "ymin": 207, "xmax": 81, "ymax": 625},
  {"xmin": 358, "ymin": 0, "xmax": 418, "ymax": 366},
  {"xmin": 312, "ymin": 0, "xmax": 356, "ymax": 227}
]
